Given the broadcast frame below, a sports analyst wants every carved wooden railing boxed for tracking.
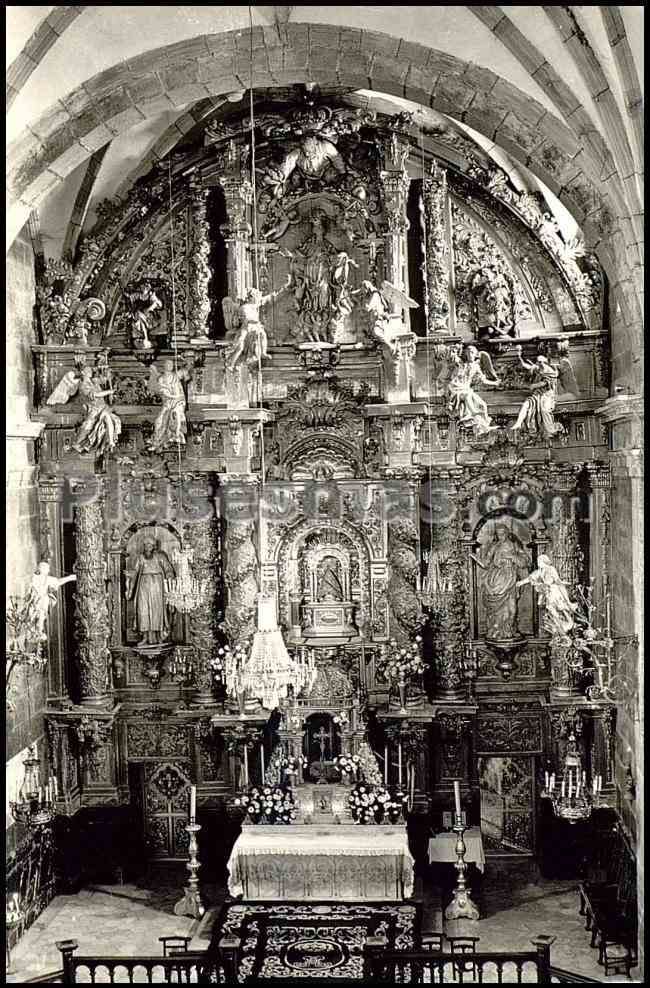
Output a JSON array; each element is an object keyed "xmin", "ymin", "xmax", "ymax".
[
  {"xmin": 362, "ymin": 935, "xmax": 603, "ymax": 984},
  {"xmin": 55, "ymin": 940, "xmax": 228, "ymax": 984}
]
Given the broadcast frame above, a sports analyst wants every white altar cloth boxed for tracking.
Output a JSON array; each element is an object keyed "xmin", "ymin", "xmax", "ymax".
[
  {"xmin": 228, "ymin": 825, "xmax": 414, "ymax": 900},
  {"xmin": 428, "ymin": 827, "xmax": 486, "ymax": 872}
]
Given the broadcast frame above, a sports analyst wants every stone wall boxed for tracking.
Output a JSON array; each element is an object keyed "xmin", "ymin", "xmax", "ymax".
[{"xmin": 6, "ymin": 229, "xmax": 46, "ymax": 857}]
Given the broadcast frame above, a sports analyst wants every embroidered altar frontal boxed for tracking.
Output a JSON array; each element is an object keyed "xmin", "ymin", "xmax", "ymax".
[{"xmin": 227, "ymin": 825, "xmax": 414, "ymax": 900}]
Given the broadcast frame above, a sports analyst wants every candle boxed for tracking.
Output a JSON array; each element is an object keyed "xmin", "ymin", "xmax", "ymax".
[
  {"xmin": 550, "ymin": 774, "xmax": 555, "ymax": 792},
  {"xmin": 561, "ymin": 780, "xmax": 565, "ymax": 798},
  {"xmin": 260, "ymin": 745, "xmax": 265, "ymax": 785},
  {"xmin": 189, "ymin": 785, "xmax": 196, "ymax": 820},
  {"xmin": 592, "ymin": 779, "xmax": 597, "ymax": 796},
  {"xmin": 398, "ymin": 743, "xmax": 403, "ymax": 788},
  {"xmin": 568, "ymin": 776, "xmax": 573, "ymax": 798},
  {"xmin": 576, "ymin": 780, "xmax": 581, "ymax": 798},
  {"xmin": 53, "ymin": 775, "xmax": 58, "ymax": 798},
  {"xmin": 384, "ymin": 745, "xmax": 388, "ymax": 786},
  {"xmin": 544, "ymin": 771, "xmax": 549, "ymax": 790},
  {"xmin": 243, "ymin": 746, "xmax": 249, "ymax": 787},
  {"xmin": 598, "ymin": 775, "xmax": 602, "ymax": 793},
  {"xmin": 453, "ymin": 780, "xmax": 462, "ymax": 818},
  {"xmin": 582, "ymin": 770, "xmax": 586, "ymax": 785}
]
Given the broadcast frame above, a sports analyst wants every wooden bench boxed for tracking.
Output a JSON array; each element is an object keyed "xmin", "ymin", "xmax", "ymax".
[{"xmin": 578, "ymin": 825, "xmax": 637, "ymax": 977}]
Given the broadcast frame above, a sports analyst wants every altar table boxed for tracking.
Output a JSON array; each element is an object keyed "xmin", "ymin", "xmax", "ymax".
[
  {"xmin": 227, "ymin": 825, "xmax": 414, "ymax": 901},
  {"xmin": 428, "ymin": 827, "xmax": 486, "ymax": 872}
]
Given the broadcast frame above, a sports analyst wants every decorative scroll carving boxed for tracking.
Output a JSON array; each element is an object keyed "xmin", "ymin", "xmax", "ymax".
[
  {"xmin": 75, "ymin": 715, "xmax": 113, "ymax": 782},
  {"xmin": 73, "ymin": 483, "xmax": 111, "ymax": 705},
  {"xmin": 126, "ymin": 721, "xmax": 189, "ymax": 758},
  {"xmin": 437, "ymin": 712, "xmax": 472, "ymax": 778},
  {"xmin": 476, "ymin": 703, "xmax": 543, "ymax": 753}
]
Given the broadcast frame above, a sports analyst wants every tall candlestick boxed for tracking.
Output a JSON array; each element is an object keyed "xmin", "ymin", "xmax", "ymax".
[
  {"xmin": 243, "ymin": 745, "xmax": 249, "ymax": 787},
  {"xmin": 189, "ymin": 785, "xmax": 196, "ymax": 821},
  {"xmin": 453, "ymin": 780, "xmax": 462, "ymax": 819},
  {"xmin": 398, "ymin": 743, "xmax": 403, "ymax": 788},
  {"xmin": 561, "ymin": 780, "xmax": 565, "ymax": 798},
  {"xmin": 568, "ymin": 775, "xmax": 573, "ymax": 799},
  {"xmin": 545, "ymin": 771, "xmax": 549, "ymax": 790},
  {"xmin": 260, "ymin": 745, "xmax": 265, "ymax": 785},
  {"xmin": 384, "ymin": 745, "xmax": 388, "ymax": 786}
]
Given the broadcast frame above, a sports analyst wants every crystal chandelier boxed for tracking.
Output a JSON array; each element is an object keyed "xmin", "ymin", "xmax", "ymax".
[{"xmin": 165, "ymin": 545, "xmax": 209, "ymax": 613}]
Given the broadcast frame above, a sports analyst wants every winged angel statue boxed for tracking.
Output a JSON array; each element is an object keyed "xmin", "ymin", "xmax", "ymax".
[
  {"xmin": 446, "ymin": 345, "xmax": 501, "ymax": 436},
  {"xmin": 47, "ymin": 364, "xmax": 122, "ymax": 455},
  {"xmin": 510, "ymin": 343, "xmax": 579, "ymax": 440}
]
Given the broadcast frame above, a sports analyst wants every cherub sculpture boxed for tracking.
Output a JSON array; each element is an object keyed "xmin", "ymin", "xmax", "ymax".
[
  {"xmin": 222, "ymin": 281, "xmax": 290, "ymax": 371},
  {"xmin": 147, "ymin": 358, "xmax": 192, "ymax": 451},
  {"xmin": 510, "ymin": 343, "xmax": 578, "ymax": 440},
  {"xmin": 447, "ymin": 345, "xmax": 501, "ymax": 435},
  {"xmin": 47, "ymin": 365, "xmax": 122, "ymax": 455}
]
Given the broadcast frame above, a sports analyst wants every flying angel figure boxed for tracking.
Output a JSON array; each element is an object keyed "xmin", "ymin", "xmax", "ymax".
[
  {"xmin": 358, "ymin": 279, "xmax": 418, "ymax": 354},
  {"xmin": 222, "ymin": 280, "xmax": 290, "ymax": 371},
  {"xmin": 511, "ymin": 343, "xmax": 578, "ymax": 440}
]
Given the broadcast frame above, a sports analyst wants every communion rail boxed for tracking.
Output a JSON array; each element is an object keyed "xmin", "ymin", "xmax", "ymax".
[
  {"xmin": 362, "ymin": 937, "xmax": 603, "ymax": 983},
  {"xmin": 54, "ymin": 941, "xmax": 225, "ymax": 984}
]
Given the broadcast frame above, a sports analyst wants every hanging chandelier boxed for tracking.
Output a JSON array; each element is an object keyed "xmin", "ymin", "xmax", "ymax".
[
  {"xmin": 9, "ymin": 746, "xmax": 56, "ymax": 829},
  {"xmin": 541, "ymin": 732, "xmax": 606, "ymax": 824},
  {"xmin": 165, "ymin": 544, "xmax": 209, "ymax": 614}
]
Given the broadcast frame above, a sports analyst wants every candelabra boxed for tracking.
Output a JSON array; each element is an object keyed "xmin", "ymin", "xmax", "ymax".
[
  {"xmin": 444, "ymin": 781, "xmax": 479, "ymax": 922},
  {"xmin": 444, "ymin": 812, "xmax": 480, "ymax": 922},
  {"xmin": 9, "ymin": 746, "xmax": 56, "ymax": 829},
  {"xmin": 541, "ymin": 769, "xmax": 606, "ymax": 823},
  {"xmin": 174, "ymin": 820, "xmax": 204, "ymax": 919}
]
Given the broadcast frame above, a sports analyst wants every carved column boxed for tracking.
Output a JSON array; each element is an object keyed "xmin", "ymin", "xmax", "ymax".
[
  {"xmin": 219, "ymin": 144, "xmax": 253, "ymax": 303},
  {"xmin": 187, "ymin": 180, "xmax": 212, "ymax": 340},
  {"xmin": 73, "ymin": 479, "xmax": 111, "ymax": 708},
  {"xmin": 39, "ymin": 477, "xmax": 69, "ymax": 703},
  {"xmin": 421, "ymin": 161, "xmax": 452, "ymax": 334},
  {"xmin": 185, "ymin": 516, "xmax": 221, "ymax": 707},
  {"xmin": 378, "ymin": 133, "xmax": 411, "ymax": 322},
  {"xmin": 221, "ymin": 477, "xmax": 260, "ymax": 645}
]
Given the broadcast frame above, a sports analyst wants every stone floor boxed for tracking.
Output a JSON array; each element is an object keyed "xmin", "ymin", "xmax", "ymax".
[{"xmin": 7, "ymin": 868, "xmax": 639, "ymax": 983}]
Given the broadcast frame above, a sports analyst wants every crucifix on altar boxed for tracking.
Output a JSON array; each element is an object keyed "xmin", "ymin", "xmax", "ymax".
[{"xmin": 303, "ymin": 713, "xmax": 340, "ymax": 783}]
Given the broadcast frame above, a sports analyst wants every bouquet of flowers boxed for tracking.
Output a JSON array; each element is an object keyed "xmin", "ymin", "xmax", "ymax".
[
  {"xmin": 333, "ymin": 711, "xmax": 349, "ymax": 730},
  {"xmin": 280, "ymin": 753, "xmax": 308, "ymax": 782},
  {"xmin": 348, "ymin": 784, "xmax": 407, "ymax": 824},
  {"xmin": 377, "ymin": 636, "xmax": 425, "ymax": 683},
  {"xmin": 208, "ymin": 644, "xmax": 228, "ymax": 682},
  {"xmin": 234, "ymin": 785, "xmax": 296, "ymax": 824},
  {"xmin": 334, "ymin": 752, "xmax": 362, "ymax": 779}
]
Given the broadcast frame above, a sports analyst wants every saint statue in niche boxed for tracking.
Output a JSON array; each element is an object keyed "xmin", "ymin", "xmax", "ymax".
[
  {"xmin": 475, "ymin": 524, "xmax": 529, "ymax": 641},
  {"xmin": 126, "ymin": 535, "xmax": 176, "ymax": 646},
  {"xmin": 317, "ymin": 556, "xmax": 344, "ymax": 602}
]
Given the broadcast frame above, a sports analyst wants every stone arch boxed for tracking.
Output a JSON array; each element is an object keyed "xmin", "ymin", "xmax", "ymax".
[{"xmin": 7, "ymin": 25, "xmax": 625, "ymax": 277}]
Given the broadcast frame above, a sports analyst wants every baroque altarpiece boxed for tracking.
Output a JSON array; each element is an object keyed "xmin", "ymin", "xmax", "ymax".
[{"xmin": 32, "ymin": 89, "xmax": 621, "ymax": 869}]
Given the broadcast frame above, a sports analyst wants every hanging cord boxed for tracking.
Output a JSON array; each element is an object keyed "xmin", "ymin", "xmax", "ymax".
[
  {"xmin": 419, "ymin": 123, "xmax": 435, "ymax": 571},
  {"xmin": 168, "ymin": 158, "xmax": 185, "ymax": 552}
]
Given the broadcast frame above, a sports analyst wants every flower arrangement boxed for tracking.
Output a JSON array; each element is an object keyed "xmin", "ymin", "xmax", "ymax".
[
  {"xmin": 333, "ymin": 711, "xmax": 349, "ymax": 729},
  {"xmin": 280, "ymin": 753, "xmax": 308, "ymax": 782},
  {"xmin": 208, "ymin": 644, "xmax": 228, "ymax": 682},
  {"xmin": 348, "ymin": 784, "xmax": 406, "ymax": 824},
  {"xmin": 234, "ymin": 785, "xmax": 296, "ymax": 824},
  {"xmin": 377, "ymin": 636, "xmax": 425, "ymax": 683},
  {"xmin": 223, "ymin": 640, "xmax": 251, "ymax": 696},
  {"xmin": 334, "ymin": 753, "xmax": 361, "ymax": 779}
]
